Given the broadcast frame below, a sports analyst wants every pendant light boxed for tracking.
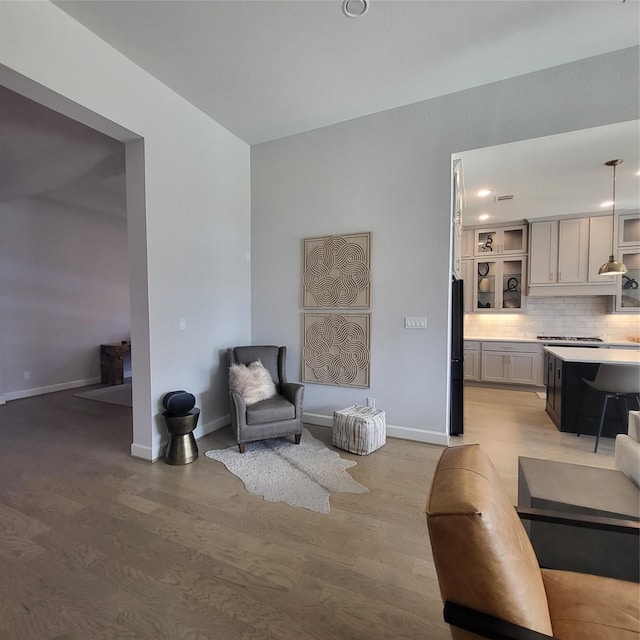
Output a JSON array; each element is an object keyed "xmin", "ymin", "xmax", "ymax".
[{"xmin": 598, "ymin": 159, "xmax": 627, "ymax": 276}]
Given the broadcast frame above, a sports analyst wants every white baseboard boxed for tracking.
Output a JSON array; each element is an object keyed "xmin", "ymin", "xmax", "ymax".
[
  {"xmin": 386, "ymin": 424, "xmax": 449, "ymax": 446},
  {"xmin": 303, "ymin": 412, "xmax": 333, "ymax": 428},
  {"xmin": 4, "ymin": 377, "xmax": 102, "ymax": 402},
  {"xmin": 198, "ymin": 414, "xmax": 230, "ymax": 436},
  {"xmin": 303, "ymin": 411, "xmax": 449, "ymax": 446},
  {"xmin": 130, "ymin": 442, "xmax": 155, "ymax": 461}
]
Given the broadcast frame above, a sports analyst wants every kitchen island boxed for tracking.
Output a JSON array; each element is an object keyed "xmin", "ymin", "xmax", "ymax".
[{"xmin": 543, "ymin": 347, "xmax": 640, "ymax": 436}]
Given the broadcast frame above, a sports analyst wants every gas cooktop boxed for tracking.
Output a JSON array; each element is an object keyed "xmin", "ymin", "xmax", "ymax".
[{"xmin": 537, "ymin": 336, "xmax": 604, "ymax": 342}]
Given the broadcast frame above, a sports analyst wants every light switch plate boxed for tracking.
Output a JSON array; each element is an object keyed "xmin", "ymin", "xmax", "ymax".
[{"xmin": 405, "ymin": 316, "xmax": 427, "ymax": 329}]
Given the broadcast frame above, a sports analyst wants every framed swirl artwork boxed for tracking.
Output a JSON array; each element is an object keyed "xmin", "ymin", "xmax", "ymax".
[
  {"xmin": 302, "ymin": 232, "xmax": 371, "ymax": 308},
  {"xmin": 302, "ymin": 313, "xmax": 370, "ymax": 388}
]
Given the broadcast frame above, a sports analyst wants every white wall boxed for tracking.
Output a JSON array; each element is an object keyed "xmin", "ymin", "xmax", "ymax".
[
  {"xmin": 0, "ymin": 197, "xmax": 130, "ymax": 399},
  {"xmin": 0, "ymin": 2, "xmax": 252, "ymax": 460},
  {"xmin": 251, "ymin": 46, "xmax": 640, "ymax": 444}
]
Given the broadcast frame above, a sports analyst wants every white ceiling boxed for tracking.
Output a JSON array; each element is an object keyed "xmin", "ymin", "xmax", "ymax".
[
  {"xmin": 1, "ymin": 1, "xmax": 638, "ymax": 219},
  {"xmin": 455, "ymin": 120, "xmax": 640, "ymax": 226},
  {"xmin": 54, "ymin": 0, "xmax": 640, "ymax": 145}
]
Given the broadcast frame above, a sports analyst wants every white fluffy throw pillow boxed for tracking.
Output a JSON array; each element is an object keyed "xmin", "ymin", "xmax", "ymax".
[{"xmin": 229, "ymin": 359, "xmax": 277, "ymax": 406}]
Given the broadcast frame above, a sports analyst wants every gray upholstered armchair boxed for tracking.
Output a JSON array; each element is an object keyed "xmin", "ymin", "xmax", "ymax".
[{"xmin": 227, "ymin": 346, "xmax": 304, "ymax": 453}]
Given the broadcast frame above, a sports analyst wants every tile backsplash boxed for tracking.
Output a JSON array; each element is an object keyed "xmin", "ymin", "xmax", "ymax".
[{"xmin": 465, "ymin": 296, "xmax": 639, "ymax": 341}]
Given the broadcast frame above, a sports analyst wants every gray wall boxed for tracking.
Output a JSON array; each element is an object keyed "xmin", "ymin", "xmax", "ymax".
[
  {"xmin": 251, "ymin": 47, "xmax": 640, "ymax": 443},
  {"xmin": 1, "ymin": 1, "xmax": 252, "ymax": 460},
  {"xmin": 0, "ymin": 196, "xmax": 130, "ymax": 399}
]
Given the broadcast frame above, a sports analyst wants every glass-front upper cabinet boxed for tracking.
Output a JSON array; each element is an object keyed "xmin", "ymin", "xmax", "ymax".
[
  {"xmin": 474, "ymin": 224, "xmax": 527, "ymax": 256},
  {"xmin": 615, "ymin": 249, "xmax": 640, "ymax": 312},
  {"xmin": 618, "ymin": 213, "xmax": 640, "ymax": 247},
  {"xmin": 475, "ymin": 258, "xmax": 526, "ymax": 312}
]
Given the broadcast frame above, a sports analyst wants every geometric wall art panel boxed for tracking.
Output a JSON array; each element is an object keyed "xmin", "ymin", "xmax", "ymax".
[
  {"xmin": 302, "ymin": 313, "xmax": 370, "ymax": 388},
  {"xmin": 303, "ymin": 232, "xmax": 371, "ymax": 308}
]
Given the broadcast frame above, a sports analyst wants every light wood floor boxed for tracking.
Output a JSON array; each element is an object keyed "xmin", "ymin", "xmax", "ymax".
[{"xmin": 0, "ymin": 385, "xmax": 617, "ymax": 640}]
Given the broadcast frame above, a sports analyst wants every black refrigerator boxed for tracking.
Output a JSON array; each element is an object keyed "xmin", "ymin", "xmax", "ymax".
[{"xmin": 450, "ymin": 277, "xmax": 464, "ymax": 435}]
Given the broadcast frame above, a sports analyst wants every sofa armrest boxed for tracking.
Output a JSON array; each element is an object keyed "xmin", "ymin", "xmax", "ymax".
[{"xmin": 443, "ymin": 601, "xmax": 557, "ymax": 640}]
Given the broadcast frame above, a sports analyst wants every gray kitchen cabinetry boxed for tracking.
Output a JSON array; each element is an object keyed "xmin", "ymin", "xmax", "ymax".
[
  {"xmin": 463, "ymin": 341, "xmax": 481, "ymax": 381},
  {"xmin": 474, "ymin": 225, "xmax": 527, "ymax": 256},
  {"xmin": 612, "ymin": 213, "xmax": 640, "ymax": 313},
  {"xmin": 613, "ymin": 248, "xmax": 640, "ymax": 312},
  {"xmin": 528, "ymin": 215, "xmax": 618, "ymax": 296},
  {"xmin": 465, "ymin": 223, "xmax": 527, "ymax": 313},
  {"xmin": 480, "ymin": 341, "xmax": 543, "ymax": 386},
  {"xmin": 460, "ymin": 259, "xmax": 475, "ymax": 313},
  {"xmin": 474, "ymin": 257, "xmax": 526, "ymax": 312},
  {"xmin": 461, "ymin": 229, "xmax": 476, "ymax": 259},
  {"xmin": 618, "ymin": 213, "xmax": 640, "ymax": 247}
]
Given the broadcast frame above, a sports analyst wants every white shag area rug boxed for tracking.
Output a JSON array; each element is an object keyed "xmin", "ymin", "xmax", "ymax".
[
  {"xmin": 73, "ymin": 382, "xmax": 132, "ymax": 407},
  {"xmin": 205, "ymin": 428, "xmax": 368, "ymax": 514}
]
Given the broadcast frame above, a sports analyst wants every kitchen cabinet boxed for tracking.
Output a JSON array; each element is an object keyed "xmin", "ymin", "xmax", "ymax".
[
  {"xmin": 587, "ymin": 216, "xmax": 616, "ymax": 283},
  {"xmin": 463, "ymin": 341, "xmax": 481, "ymax": 381},
  {"xmin": 460, "ymin": 259, "xmax": 474, "ymax": 313},
  {"xmin": 474, "ymin": 224, "xmax": 527, "ymax": 256},
  {"xmin": 618, "ymin": 213, "xmax": 640, "ymax": 247},
  {"xmin": 529, "ymin": 220, "xmax": 557, "ymax": 284},
  {"xmin": 613, "ymin": 248, "xmax": 640, "ymax": 312},
  {"xmin": 461, "ymin": 230, "xmax": 475, "ymax": 258},
  {"xmin": 480, "ymin": 341, "xmax": 542, "ymax": 386},
  {"xmin": 475, "ymin": 257, "xmax": 526, "ymax": 312},
  {"xmin": 558, "ymin": 218, "xmax": 590, "ymax": 283},
  {"xmin": 530, "ymin": 218, "xmax": 589, "ymax": 283},
  {"xmin": 545, "ymin": 352, "xmax": 563, "ymax": 426},
  {"xmin": 528, "ymin": 216, "xmax": 618, "ymax": 296},
  {"xmin": 544, "ymin": 347, "xmax": 640, "ymax": 434}
]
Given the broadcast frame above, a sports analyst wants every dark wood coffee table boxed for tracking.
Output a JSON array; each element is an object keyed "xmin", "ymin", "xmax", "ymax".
[{"xmin": 518, "ymin": 456, "xmax": 639, "ymax": 582}]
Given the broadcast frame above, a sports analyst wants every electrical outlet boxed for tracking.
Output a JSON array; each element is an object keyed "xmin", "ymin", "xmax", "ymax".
[
  {"xmin": 405, "ymin": 316, "xmax": 427, "ymax": 329},
  {"xmin": 23, "ymin": 371, "xmax": 30, "ymax": 380},
  {"xmin": 367, "ymin": 397, "xmax": 375, "ymax": 408},
  {"xmin": 179, "ymin": 317, "xmax": 186, "ymax": 331}
]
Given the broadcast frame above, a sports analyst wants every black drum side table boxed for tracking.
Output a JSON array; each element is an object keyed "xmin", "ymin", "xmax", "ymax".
[{"xmin": 163, "ymin": 408, "xmax": 199, "ymax": 465}]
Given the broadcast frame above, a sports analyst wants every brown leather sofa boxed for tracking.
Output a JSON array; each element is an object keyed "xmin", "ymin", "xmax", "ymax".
[{"xmin": 426, "ymin": 444, "xmax": 639, "ymax": 639}]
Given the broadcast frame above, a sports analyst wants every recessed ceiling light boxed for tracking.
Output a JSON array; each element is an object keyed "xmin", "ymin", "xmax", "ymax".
[
  {"xmin": 476, "ymin": 189, "xmax": 492, "ymax": 197},
  {"xmin": 600, "ymin": 200, "xmax": 614, "ymax": 208},
  {"xmin": 478, "ymin": 213, "xmax": 490, "ymax": 221},
  {"xmin": 342, "ymin": 0, "xmax": 369, "ymax": 17}
]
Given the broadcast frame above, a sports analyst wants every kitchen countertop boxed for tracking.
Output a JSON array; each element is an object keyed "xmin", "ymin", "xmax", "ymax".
[
  {"xmin": 542, "ymin": 346, "xmax": 640, "ymax": 365},
  {"xmin": 465, "ymin": 336, "xmax": 640, "ymax": 348}
]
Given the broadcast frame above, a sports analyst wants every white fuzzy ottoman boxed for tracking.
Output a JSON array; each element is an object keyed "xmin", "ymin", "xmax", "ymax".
[{"xmin": 332, "ymin": 405, "xmax": 386, "ymax": 455}]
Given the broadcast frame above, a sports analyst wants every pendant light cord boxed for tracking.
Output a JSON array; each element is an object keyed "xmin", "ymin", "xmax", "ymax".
[{"xmin": 610, "ymin": 161, "xmax": 617, "ymax": 256}]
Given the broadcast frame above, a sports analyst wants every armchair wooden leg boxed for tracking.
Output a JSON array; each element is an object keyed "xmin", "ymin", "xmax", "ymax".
[
  {"xmin": 238, "ymin": 442, "xmax": 246, "ymax": 453},
  {"xmin": 294, "ymin": 433, "xmax": 301, "ymax": 444}
]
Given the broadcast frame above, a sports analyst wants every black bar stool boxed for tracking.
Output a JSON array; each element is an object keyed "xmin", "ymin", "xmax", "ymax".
[{"xmin": 579, "ymin": 364, "xmax": 640, "ymax": 453}]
